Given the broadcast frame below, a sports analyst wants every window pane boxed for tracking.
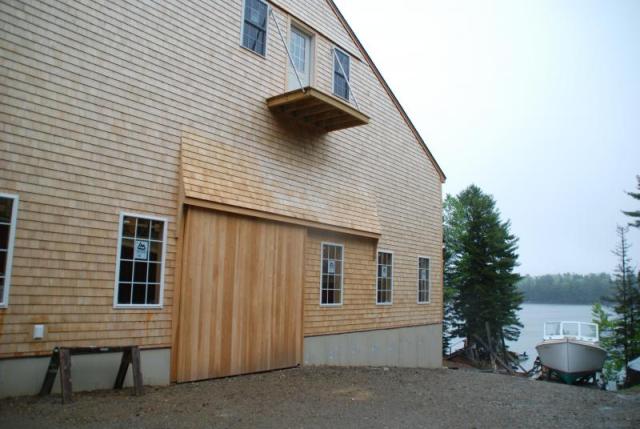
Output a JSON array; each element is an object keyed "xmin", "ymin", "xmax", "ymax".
[
  {"xmin": 147, "ymin": 284, "xmax": 160, "ymax": 305},
  {"xmin": 148, "ymin": 263, "xmax": 161, "ymax": 283},
  {"xmin": 150, "ymin": 220, "xmax": 164, "ymax": 241},
  {"xmin": 134, "ymin": 262, "xmax": 148, "ymax": 283},
  {"xmin": 149, "ymin": 241, "xmax": 162, "ymax": 262},
  {"xmin": 290, "ymin": 29, "xmax": 306, "ymax": 72},
  {"xmin": 333, "ymin": 290, "xmax": 341, "ymax": 304},
  {"xmin": 132, "ymin": 283, "xmax": 146, "ymax": 304},
  {"xmin": 321, "ymin": 289, "xmax": 328, "ymax": 304},
  {"xmin": 136, "ymin": 218, "xmax": 150, "ymax": 239},
  {"xmin": 0, "ymin": 224, "xmax": 9, "ymax": 250},
  {"xmin": 122, "ymin": 216, "xmax": 136, "ymax": 237},
  {"xmin": 117, "ymin": 283, "xmax": 132, "ymax": 304},
  {"xmin": 322, "ymin": 245, "xmax": 329, "ymax": 258},
  {"xmin": 246, "ymin": 0, "xmax": 267, "ymax": 27},
  {"xmin": 119, "ymin": 260, "xmax": 133, "ymax": 282},
  {"xmin": 120, "ymin": 238, "xmax": 134, "ymax": 259},
  {"xmin": 0, "ymin": 251, "xmax": 6, "ymax": 276},
  {"xmin": 134, "ymin": 239, "xmax": 150, "ymax": 260},
  {"xmin": 335, "ymin": 246, "xmax": 342, "ymax": 260},
  {"xmin": 0, "ymin": 198, "xmax": 12, "ymax": 223},
  {"xmin": 327, "ymin": 289, "xmax": 335, "ymax": 304}
]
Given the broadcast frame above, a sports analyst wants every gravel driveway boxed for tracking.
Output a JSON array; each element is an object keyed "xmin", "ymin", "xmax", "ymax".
[{"xmin": 1, "ymin": 367, "xmax": 639, "ymax": 429}]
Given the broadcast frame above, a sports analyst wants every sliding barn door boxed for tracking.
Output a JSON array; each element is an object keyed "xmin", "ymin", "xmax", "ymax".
[{"xmin": 175, "ymin": 207, "xmax": 305, "ymax": 382}]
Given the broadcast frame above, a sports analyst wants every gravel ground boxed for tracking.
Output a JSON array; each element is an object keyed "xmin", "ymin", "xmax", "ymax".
[{"xmin": 1, "ymin": 366, "xmax": 639, "ymax": 429}]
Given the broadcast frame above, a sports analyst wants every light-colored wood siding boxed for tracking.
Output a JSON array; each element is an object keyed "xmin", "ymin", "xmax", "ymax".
[
  {"xmin": 175, "ymin": 207, "xmax": 304, "ymax": 382},
  {"xmin": 304, "ymin": 230, "xmax": 442, "ymax": 336},
  {"xmin": 181, "ymin": 134, "xmax": 381, "ymax": 235},
  {"xmin": 0, "ymin": 0, "xmax": 442, "ymax": 358}
]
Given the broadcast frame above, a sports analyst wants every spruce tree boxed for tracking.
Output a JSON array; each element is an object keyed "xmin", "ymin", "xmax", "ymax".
[
  {"xmin": 622, "ymin": 175, "xmax": 640, "ymax": 228},
  {"xmin": 445, "ymin": 185, "xmax": 523, "ymax": 355},
  {"xmin": 605, "ymin": 226, "xmax": 640, "ymax": 383}
]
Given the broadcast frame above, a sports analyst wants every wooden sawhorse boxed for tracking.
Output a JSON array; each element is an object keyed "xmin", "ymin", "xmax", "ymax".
[{"xmin": 39, "ymin": 346, "xmax": 144, "ymax": 404}]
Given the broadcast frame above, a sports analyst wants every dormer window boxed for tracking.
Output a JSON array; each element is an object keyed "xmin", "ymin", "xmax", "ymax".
[
  {"xmin": 241, "ymin": 0, "xmax": 268, "ymax": 56},
  {"xmin": 333, "ymin": 48, "xmax": 350, "ymax": 100}
]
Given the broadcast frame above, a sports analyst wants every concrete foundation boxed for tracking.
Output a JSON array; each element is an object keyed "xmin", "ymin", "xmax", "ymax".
[
  {"xmin": 304, "ymin": 323, "xmax": 443, "ymax": 368},
  {"xmin": 0, "ymin": 348, "xmax": 170, "ymax": 398}
]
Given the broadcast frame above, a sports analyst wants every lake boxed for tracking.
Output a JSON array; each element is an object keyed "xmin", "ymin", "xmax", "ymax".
[{"xmin": 507, "ymin": 303, "xmax": 595, "ymax": 369}]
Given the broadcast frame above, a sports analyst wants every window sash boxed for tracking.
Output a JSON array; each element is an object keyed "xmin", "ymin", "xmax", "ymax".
[
  {"xmin": 418, "ymin": 257, "xmax": 430, "ymax": 303},
  {"xmin": 320, "ymin": 243, "xmax": 344, "ymax": 306},
  {"xmin": 0, "ymin": 194, "xmax": 18, "ymax": 307},
  {"xmin": 242, "ymin": 0, "xmax": 268, "ymax": 56},
  {"xmin": 333, "ymin": 49, "xmax": 350, "ymax": 100},
  {"xmin": 114, "ymin": 213, "xmax": 167, "ymax": 308},
  {"xmin": 376, "ymin": 251, "xmax": 393, "ymax": 304}
]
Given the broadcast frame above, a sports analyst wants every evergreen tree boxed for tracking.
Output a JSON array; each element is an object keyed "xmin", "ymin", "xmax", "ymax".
[
  {"xmin": 445, "ymin": 185, "xmax": 523, "ymax": 354},
  {"xmin": 622, "ymin": 175, "xmax": 640, "ymax": 228},
  {"xmin": 592, "ymin": 302, "xmax": 621, "ymax": 379},
  {"xmin": 605, "ymin": 226, "xmax": 640, "ymax": 383}
]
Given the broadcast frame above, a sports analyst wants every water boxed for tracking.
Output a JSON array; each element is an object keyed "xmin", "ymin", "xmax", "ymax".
[{"xmin": 507, "ymin": 303, "xmax": 595, "ymax": 369}]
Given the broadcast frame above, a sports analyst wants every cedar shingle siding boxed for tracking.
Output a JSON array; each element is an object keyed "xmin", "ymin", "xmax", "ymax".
[{"xmin": 0, "ymin": 0, "xmax": 443, "ymax": 360}]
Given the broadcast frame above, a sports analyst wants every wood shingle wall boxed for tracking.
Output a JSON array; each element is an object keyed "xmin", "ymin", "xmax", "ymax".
[{"xmin": 0, "ymin": 0, "xmax": 442, "ymax": 358}]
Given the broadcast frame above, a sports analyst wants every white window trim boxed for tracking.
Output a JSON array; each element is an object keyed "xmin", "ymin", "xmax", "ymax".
[
  {"xmin": 113, "ymin": 211, "xmax": 168, "ymax": 309},
  {"xmin": 376, "ymin": 249, "xmax": 393, "ymax": 306},
  {"xmin": 0, "ymin": 193, "xmax": 18, "ymax": 308},
  {"xmin": 319, "ymin": 241, "xmax": 344, "ymax": 307},
  {"xmin": 417, "ymin": 256, "xmax": 431, "ymax": 304},
  {"xmin": 240, "ymin": 0, "xmax": 270, "ymax": 58},
  {"xmin": 331, "ymin": 46, "xmax": 351, "ymax": 102}
]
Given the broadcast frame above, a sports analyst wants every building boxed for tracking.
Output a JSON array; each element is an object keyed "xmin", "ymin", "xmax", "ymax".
[{"xmin": 0, "ymin": 0, "xmax": 445, "ymax": 396}]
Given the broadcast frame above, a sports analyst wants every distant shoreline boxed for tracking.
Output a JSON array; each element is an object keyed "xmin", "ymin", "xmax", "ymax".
[{"xmin": 521, "ymin": 301, "xmax": 598, "ymax": 306}]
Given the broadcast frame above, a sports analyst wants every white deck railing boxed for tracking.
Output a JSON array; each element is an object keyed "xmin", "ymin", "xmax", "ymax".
[{"xmin": 543, "ymin": 321, "xmax": 599, "ymax": 342}]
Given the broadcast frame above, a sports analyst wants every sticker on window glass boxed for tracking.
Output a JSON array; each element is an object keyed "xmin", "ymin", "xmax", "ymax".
[
  {"xmin": 134, "ymin": 240, "xmax": 149, "ymax": 260},
  {"xmin": 381, "ymin": 266, "xmax": 388, "ymax": 278},
  {"xmin": 421, "ymin": 270, "xmax": 427, "ymax": 281},
  {"xmin": 328, "ymin": 260, "xmax": 336, "ymax": 274}
]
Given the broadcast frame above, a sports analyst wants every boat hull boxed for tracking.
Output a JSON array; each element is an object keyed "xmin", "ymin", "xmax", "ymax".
[{"xmin": 536, "ymin": 338, "xmax": 607, "ymax": 384}]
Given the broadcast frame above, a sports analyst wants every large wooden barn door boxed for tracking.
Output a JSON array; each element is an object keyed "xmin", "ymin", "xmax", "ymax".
[{"xmin": 175, "ymin": 207, "xmax": 305, "ymax": 382}]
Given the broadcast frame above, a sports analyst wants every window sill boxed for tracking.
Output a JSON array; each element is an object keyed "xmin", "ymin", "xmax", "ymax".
[
  {"xmin": 113, "ymin": 304, "xmax": 163, "ymax": 310},
  {"xmin": 417, "ymin": 301, "xmax": 431, "ymax": 305},
  {"xmin": 240, "ymin": 44, "xmax": 266, "ymax": 59},
  {"xmin": 376, "ymin": 302, "xmax": 393, "ymax": 306},
  {"xmin": 320, "ymin": 303, "xmax": 343, "ymax": 308}
]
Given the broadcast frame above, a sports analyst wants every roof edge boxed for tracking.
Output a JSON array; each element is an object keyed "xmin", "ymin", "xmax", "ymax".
[{"xmin": 325, "ymin": 0, "xmax": 446, "ymax": 183}]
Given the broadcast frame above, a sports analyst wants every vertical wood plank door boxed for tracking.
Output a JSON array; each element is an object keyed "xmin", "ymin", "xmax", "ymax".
[{"xmin": 175, "ymin": 207, "xmax": 305, "ymax": 382}]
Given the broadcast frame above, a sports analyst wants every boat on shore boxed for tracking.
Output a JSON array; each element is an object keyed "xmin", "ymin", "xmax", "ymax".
[{"xmin": 535, "ymin": 321, "xmax": 607, "ymax": 385}]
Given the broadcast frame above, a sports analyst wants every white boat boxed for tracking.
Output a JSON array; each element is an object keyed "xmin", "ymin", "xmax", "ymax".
[{"xmin": 535, "ymin": 321, "xmax": 607, "ymax": 384}]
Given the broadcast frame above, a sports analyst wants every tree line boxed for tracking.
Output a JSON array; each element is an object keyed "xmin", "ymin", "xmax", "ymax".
[{"xmin": 517, "ymin": 273, "xmax": 613, "ymax": 304}]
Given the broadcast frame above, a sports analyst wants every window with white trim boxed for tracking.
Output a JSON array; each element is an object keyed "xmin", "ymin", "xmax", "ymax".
[
  {"xmin": 115, "ymin": 213, "xmax": 167, "ymax": 307},
  {"xmin": 333, "ymin": 48, "xmax": 350, "ymax": 100},
  {"xmin": 0, "ymin": 194, "xmax": 18, "ymax": 307},
  {"xmin": 377, "ymin": 251, "xmax": 393, "ymax": 304},
  {"xmin": 418, "ymin": 257, "xmax": 430, "ymax": 304},
  {"xmin": 321, "ymin": 243, "xmax": 343, "ymax": 305},
  {"xmin": 241, "ymin": 0, "xmax": 268, "ymax": 56}
]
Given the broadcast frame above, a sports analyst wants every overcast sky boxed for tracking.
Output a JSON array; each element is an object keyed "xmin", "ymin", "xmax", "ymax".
[{"xmin": 334, "ymin": 0, "xmax": 640, "ymax": 276}]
